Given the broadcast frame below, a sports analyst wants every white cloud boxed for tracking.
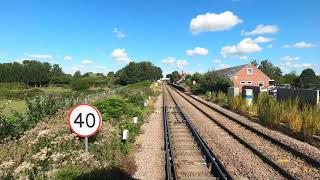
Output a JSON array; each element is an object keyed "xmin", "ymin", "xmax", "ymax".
[
  {"xmin": 267, "ymin": 44, "xmax": 273, "ymax": 48},
  {"xmin": 242, "ymin": 24, "xmax": 279, "ymax": 36},
  {"xmin": 113, "ymin": 28, "xmax": 126, "ymax": 39},
  {"xmin": 186, "ymin": 47, "xmax": 208, "ymax": 56},
  {"xmin": 283, "ymin": 41, "xmax": 316, "ymax": 48},
  {"xmin": 190, "ymin": 11, "xmax": 243, "ymax": 34},
  {"xmin": 254, "ymin": 36, "xmax": 274, "ymax": 43},
  {"xmin": 239, "ymin": 56, "xmax": 248, "ymax": 60},
  {"xmin": 162, "ymin": 57, "xmax": 176, "ymax": 64},
  {"xmin": 24, "ymin": 53, "xmax": 52, "ymax": 59},
  {"xmin": 176, "ymin": 59, "xmax": 188, "ymax": 69},
  {"xmin": 279, "ymin": 56, "xmax": 316, "ymax": 71},
  {"xmin": 221, "ymin": 38, "xmax": 262, "ymax": 57},
  {"xmin": 81, "ymin": 60, "xmax": 93, "ymax": 65},
  {"xmin": 213, "ymin": 58, "xmax": 230, "ymax": 69},
  {"xmin": 111, "ymin": 48, "xmax": 131, "ymax": 63},
  {"xmin": 64, "ymin": 56, "xmax": 72, "ymax": 61},
  {"xmin": 280, "ymin": 56, "xmax": 300, "ymax": 62}
]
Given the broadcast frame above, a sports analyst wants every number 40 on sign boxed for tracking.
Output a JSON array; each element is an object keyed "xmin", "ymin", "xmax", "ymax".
[{"xmin": 68, "ymin": 104, "xmax": 102, "ymax": 153}]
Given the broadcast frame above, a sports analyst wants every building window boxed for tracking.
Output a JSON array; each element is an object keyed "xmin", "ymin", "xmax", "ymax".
[
  {"xmin": 259, "ymin": 81, "xmax": 264, "ymax": 87},
  {"xmin": 247, "ymin": 81, "xmax": 252, "ymax": 84},
  {"xmin": 247, "ymin": 68, "xmax": 253, "ymax": 74},
  {"xmin": 240, "ymin": 81, "xmax": 246, "ymax": 84}
]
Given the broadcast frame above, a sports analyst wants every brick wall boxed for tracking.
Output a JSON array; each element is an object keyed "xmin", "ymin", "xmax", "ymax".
[{"xmin": 231, "ymin": 64, "xmax": 270, "ymax": 89}]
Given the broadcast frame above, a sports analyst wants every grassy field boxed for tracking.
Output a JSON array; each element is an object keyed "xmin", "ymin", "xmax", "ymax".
[
  {"xmin": 37, "ymin": 86, "xmax": 72, "ymax": 94},
  {"xmin": 0, "ymin": 100, "xmax": 26, "ymax": 114}
]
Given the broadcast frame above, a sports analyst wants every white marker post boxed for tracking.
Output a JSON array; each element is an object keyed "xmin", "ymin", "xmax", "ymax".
[{"xmin": 68, "ymin": 104, "xmax": 102, "ymax": 153}]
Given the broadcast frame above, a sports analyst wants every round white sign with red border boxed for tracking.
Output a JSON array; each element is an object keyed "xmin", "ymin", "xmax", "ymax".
[{"xmin": 68, "ymin": 104, "xmax": 102, "ymax": 137}]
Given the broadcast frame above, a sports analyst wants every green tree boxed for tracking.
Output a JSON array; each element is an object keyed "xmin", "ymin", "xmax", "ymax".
[
  {"xmin": 166, "ymin": 71, "xmax": 181, "ymax": 83},
  {"xmin": 258, "ymin": 60, "xmax": 282, "ymax": 82},
  {"xmin": 250, "ymin": 59, "xmax": 258, "ymax": 67},
  {"xmin": 116, "ymin": 61, "xmax": 163, "ymax": 85},
  {"xmin": 73, "ymin": 71, "xmax": 82, "ymax": 78},
  {"xmin": 71, "ymin": 78, "xmax": 90, "ymax": 91},
  {"xmin": 280, "ymin": 71, "xmax": 298, "ymax": 85},
  {"xmin": 200, "ymin": 71, "xmax": 233, "ymax": 93},
  {"xmin": 295, "ymin": 68, "xmax": 319, "ymax": 88}
]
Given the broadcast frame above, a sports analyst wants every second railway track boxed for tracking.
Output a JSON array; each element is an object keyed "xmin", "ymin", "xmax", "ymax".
[
  {"xmin": 167, "ymin": 84, "xmax": 320, "ymax": 179},
  {"xmin": 163, "ymin": 85, "xmax": 229, "ymax": 180}
]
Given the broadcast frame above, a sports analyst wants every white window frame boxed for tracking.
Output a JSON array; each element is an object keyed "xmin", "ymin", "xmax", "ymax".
[
  {"xmin": 259, "ymin": 81, "xmax": 264, "ymax": 87},
  {"xmin": 247, "ymin": 81, "xmax": 252, "ymax": 84},
  {"xmin": 247, "ymin": 68, "xmax": 253, "ymax": 75},
  {"xmin": 240, "ymin": 81, "xmax": 246, "ymax": 84}
]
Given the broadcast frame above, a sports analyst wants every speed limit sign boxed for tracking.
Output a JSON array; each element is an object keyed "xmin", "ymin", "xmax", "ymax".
[{"xmin": 68, "ymin": 104, "xmax": 102, "ymax": 138}]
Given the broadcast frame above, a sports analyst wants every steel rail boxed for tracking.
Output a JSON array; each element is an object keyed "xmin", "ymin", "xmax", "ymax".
[
  {"xmin": 169, "ymin": 83, "xmax": 320, "ymax": 169},
  {"xmin": 167, "ymin": 84, "xmax": 298, "ymax": 180},
  {"xmin": 165, "ymin": 85, "xmax": 230, "ymax": 180},
  {"xmin": 163, "ymin": 85, "xmax": 177, "ymax": 180}
]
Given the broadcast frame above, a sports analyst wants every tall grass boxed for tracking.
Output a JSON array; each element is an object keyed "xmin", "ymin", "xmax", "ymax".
[
  {"xmin": 256, "ymin": 93, "xmax": 320, "ymax": 138},
  {"xmin": 228, "ymin": 95, "xmax": 252, "ymax": 118}
]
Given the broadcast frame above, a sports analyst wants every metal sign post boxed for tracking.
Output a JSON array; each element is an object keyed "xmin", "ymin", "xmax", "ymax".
[
  {"xmin": 68, "ymin": 104, "xmax": 102, "ymax": 153},
  {"xmin": 85, "ymin": 137, "xmax": 88, "ymax": 153}
]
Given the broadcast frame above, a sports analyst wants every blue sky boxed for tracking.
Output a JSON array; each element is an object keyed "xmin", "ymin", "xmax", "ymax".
[{"xmin": 0, "ymin": 0, "xmax": 319, "ymax": 76}]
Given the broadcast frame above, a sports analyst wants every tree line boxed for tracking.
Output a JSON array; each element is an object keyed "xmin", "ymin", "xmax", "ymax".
[
  {"xmin": 0, "ymin": 60, "xmax": 163, "ymax": 90},
  {"xmin": 252, "ymin": 60, "xmax": 320, "ymax": 89},
  {"xmin": 0, "ymin": 60, "xmax": 65, "ymax": 87}
]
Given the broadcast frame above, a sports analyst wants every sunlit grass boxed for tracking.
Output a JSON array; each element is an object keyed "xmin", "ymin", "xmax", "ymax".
[{"xmin": 0, "ymin": 100, "xmax": 26, "ymax": 114}]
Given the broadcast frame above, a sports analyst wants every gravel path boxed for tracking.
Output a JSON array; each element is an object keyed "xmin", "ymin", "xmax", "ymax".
[
  {"xmin": 133, "ymin": 93, "xmax": 165, "ymax": 180},
  {"xmin": 177, "ymin": 91, "xmax": 320, "ymax": 179},
  {"xmin": 167, "ymin": 86, "xmax": 284, "ymax": 179},
  {"xmin": 191, "ymin": 94, "xmax": 320, "ymax": 162}
]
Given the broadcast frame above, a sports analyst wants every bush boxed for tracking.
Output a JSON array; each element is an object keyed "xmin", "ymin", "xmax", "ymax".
[
  {"xmin": 0, "ymin": 96, "xmax": 65, "ymax": 139},
  {"xmin": 0, "ymin": 88, "xmax": 45, "ymax": 100},
  {"xmin": 71, "ymin": 78, "xmax": 90, "ymax": 91},
  {"xmin": 301, "ymin": 106, "xmax": 319, "ymax": 138},
  {"xmin": 0, "ymin": 82, "xmax": 27, "ymax": 90},
  {"xmin": 93, "ymin": 98, "xmax": 128, "ymax": 121}
]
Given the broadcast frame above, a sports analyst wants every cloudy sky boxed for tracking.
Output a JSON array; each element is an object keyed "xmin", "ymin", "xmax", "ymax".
[{"xmin": 0, "ymin": 0, "xmax": 319, "ymax": 75}]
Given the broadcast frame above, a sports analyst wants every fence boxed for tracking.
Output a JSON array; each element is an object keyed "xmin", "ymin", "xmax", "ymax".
[{"xmin": 276, "ymin": 88, "xmax": 320, "ymax": 105}]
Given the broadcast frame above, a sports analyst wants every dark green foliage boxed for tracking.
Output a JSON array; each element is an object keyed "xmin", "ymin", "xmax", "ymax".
[
  {"xmin": 73, "ymin": 71, "xmax": 82, "ymax": 78},
  {"xmin": 280, "ymin": 72, "xmax": 298, "ymax": 85},
  {"xmin": 294, "ymin": 68, "xmax": 319, "ymax": 88},
  {"xmin": 166, "ymin": 71, "xmax": 181, "ymax": 83},
  {"xmin": 93, "ymin": 98, "xmax": 128, "ymax": 121},
  {"xmin": 71, "ymin": 78, "xmax": 90, "ymax": 91},
  {"xmin": 116, "ymin": 61, "xmax": 162, "ymax": 85},
  {"xmin": 0, "ymin": 60, "xmax": 65, "ymax": 87},
  {"xmin": 188, "ymin": 71, "xmax": 232, "ymax": 94},
  {"xmin": 258, "ymin": 60, "xmax": 282, "ymax": 82}
]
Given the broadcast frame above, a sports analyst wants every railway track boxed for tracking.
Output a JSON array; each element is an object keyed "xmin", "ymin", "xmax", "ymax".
[
  {"xmin": 163, "ymin": 85, "xmax": 230, "ymax": 180},
  {"xmin": 167, "ymin": 84, "xmax": 320, "ymax": 179}
]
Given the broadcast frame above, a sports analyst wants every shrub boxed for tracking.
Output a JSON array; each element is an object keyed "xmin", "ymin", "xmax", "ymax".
[
  {"xmin": 285, "ymin": 99, "xmax": 303, "ymax": 133},
  {"xmin": 0, "ymin": 82, "xmax": 27, "ymax": 90},
  {"xmin": 93, "ymin": 98, "xmax": 128, "ymax": 121},
  {"xmin": 0, "ymin": 96, "xmax": 65, "ymax": 139},
  {"xmin": 301, "ymin": 106, "xmax": 319, "ymax": 138},
  {"xmin": 56, "ymin": 165, "xmax": 85, "ymax": 180},
  {"xmin": 215, "ymin": 91, "xmax": 228, "ymax": 107},
  {"xmin": 71, "ymin": 78, "xmax": 90, "ymax": 91},
  {"xmin": 229, "ymin": 96, "xmax": 250, "ymax": 117},
  {"xmin": 0, "ymin": 88, "xmax": 45, "ymax": 100}
]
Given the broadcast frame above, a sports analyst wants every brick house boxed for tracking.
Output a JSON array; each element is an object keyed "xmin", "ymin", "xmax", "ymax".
[{"xmin": 215, "ymin": 64, "xmax": 270, "ymax": 89}]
